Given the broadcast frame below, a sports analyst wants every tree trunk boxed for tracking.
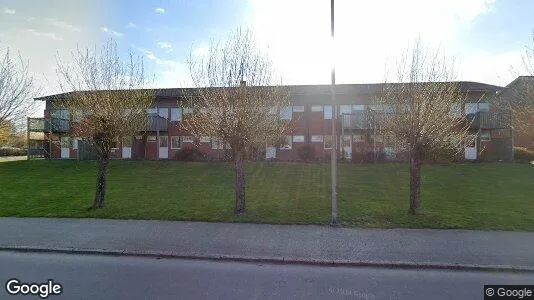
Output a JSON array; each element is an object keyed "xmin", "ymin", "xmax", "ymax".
[
  {"xmin": 409, "ymin": 146, "xmax": 422, "ymax": 215},
  {"xmin": 93, "ymin": 155, "xmax": 110, "ymax": 208},
  {"xmin": 234, "ymin": 152, "xmax": 246, "ymax": 214}
]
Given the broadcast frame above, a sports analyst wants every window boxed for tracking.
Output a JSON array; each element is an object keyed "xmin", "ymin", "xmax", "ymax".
[
  {"xmin": 71, "ymin": 138, "xmax": 78, "ymax": 150},
  {"xmin": 292, "ymin": 105, "xmax": 305, "ymax": 112},
  {"xmin": 311, "ymin": 105, "xmax": 323, "ymax": 112},
  {"xmin": 171, "ymin": 136, "xmax": 181, "ymax": 149},
  {"xmin": 478, "ymin": 103, "xmax": 490, "ymax": 112},
  {"xmin": 52, "ymin": 109, "xmax": 69, "ymax": 119},
  {"xmin": 324, "ymin": 105, "xmax": 332, "ymax": 119},
  {"xmin": 200, "ymin": 136, "xmax": 211, "ymax": 143},
  {"xmin": 340, "ymin": 105, "xmax": 352, "ymax": 115},
  {"xmin": 170, "ymin": 108, "xmax": 182, "ymax": 122},
  {"xmin": 293, "ymin": 135, "xmax": 305, "ymax": 142},
  {"xmin": 465, "ymin": 103, "xmax": 478, "ymax": 115},
  {"xmin": 280, "ymin": 136, "xmax": 292, "ymax": 149},
  {"xmin": 212, "ymin": 137, "xmax": 224, "ymax": 150},
  {"xmin": 342, "ymin": 135, "xmax": 351, "ymax": 147},
  {"xmin": 183, "ymin": 107, "xmax": 194, "ymax": 114},
  {"xmin": 182, "ymin": 136, "xmax": 194, "ymax": 143},
  {"xmin": 147, "ymin": 108, "xmax": 157, "ymax": 115},
  {"xmin": 324, "ymin": 135, "xmax": 333, "ymax": 149},
  {"xmin": 352, "ymin": 105, "xmax": 365, "ymax": 111},
  {"xmin": 158, "ymin": 108, "xmax": 168, "ymax": 119},
  {"xmin": 311, "ymin": 135, "xmax": 323, "ymax": 142},
  {"xmin": 159, "ymin": 136, "xmax": 168, "ymax": 147},
  {"xmin": 281, "ymin": 106, "xmax": 292, "ymax": 120},
  {"xmin": 480, "ymin": 130, "xmax": 491, "ymax": 141},
  {"xmin": 147, "ymin": 136, "xmax": 157, "ymax": 141},
  {"xmin": 123, "ymin": 137, "xmax": 132, "ymax": 148}
]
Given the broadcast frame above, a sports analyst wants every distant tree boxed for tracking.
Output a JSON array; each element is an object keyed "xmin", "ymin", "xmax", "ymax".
[
  {"xmin": 183, "ymin": 28, "xmax": 292, "ymax": 214},
  {"xmin": 374, "ymin": 40, "xmax": 469, "ymax": 215},
  {"xmin": 55, "ymin": 39, "xmax": 156, "ymax": 209},
  {"xmin": 0, "ymin": 47, "xmax": 36, "ymax": 133}
]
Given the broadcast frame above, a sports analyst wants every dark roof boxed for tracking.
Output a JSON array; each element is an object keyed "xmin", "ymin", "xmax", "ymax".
[{"xmin": 34, "ymin": 81, "xmax": 504, "ymax": 102}]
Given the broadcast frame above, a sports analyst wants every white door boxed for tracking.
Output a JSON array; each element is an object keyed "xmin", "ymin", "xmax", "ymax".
[
  {"xmin": 465, "ymin": 136, "xmax": 477, "ymax": 160},
  {"xmin": 60, "ymin": 136, "xmax": 70, "ymax": 158},
  {"xmin": 159, "ymin": 136, "xmax": 168, "ymax": 159},
  {"xmin": 265, "ymin": 146, "xmax": 276, "ymax": 160},
  {"xmin": 122, "ymin": 137, "xmax": 132, "ymax": 159},
  {"xmin": 342, "ymin": 135, "xmax": 352, "ymax": 159}
]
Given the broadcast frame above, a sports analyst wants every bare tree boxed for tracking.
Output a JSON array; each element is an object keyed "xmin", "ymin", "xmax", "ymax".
[
  {"xmin": 183, "ymin": 28, "xmax": 292, "ymax": 214},
  {"xmin": 55, "ymin": 39, "xmax": 155, "ymax": 208},
  {"xmin": 374, "ymin": 40, "xmax": 469, "ymax": 215},
  {"xmin": 0, "ymin": 47, "xmax": 36, "ymax": 133},
  {"xmin": 507, "ymin": 34, "xmax": 534, "ymax": 144}
]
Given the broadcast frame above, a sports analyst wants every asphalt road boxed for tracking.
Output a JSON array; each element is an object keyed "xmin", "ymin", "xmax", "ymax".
[{"xmin": 0, "ymin": 251, "xmax": 533, "ymax": 300}]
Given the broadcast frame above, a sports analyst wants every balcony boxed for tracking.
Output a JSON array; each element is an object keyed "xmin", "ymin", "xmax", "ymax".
[
  {"xmin": 28, "ymin": 118, "xmax": 70, "ymax": 133},
  {"xmin": 466, "ymin": 111, "xmax": 511, "ymax": 129},
  {"xmin": 146, "ymin": 115, "xmax": 168, "ymax": 132}
]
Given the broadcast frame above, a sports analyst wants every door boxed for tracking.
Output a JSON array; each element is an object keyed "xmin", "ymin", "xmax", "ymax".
[
  {"xmin": 122, "ymin": 137, "xmax": 132, "ymax": 159},
  {"xmin": 60, "ymin": 136, "xmax": 70, "ymax": 158},
  {"xmin": 265, "ymin": 146, "xmax": 276, "ymax": 160},
  {"xmin": 465, "ymin": 135, "xmax": 477, "ymax": 160},
  {"xmin": 159, "ymin": 136, "xmax": 169, "ymax": 159},
  {"xmin": 342, "ymin": 135, "xmax": 352, "ymax": 159}
]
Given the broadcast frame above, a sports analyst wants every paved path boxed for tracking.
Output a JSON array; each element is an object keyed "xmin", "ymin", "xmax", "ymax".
[
  {"xmin": 2, "ymin": 251, "xmax": 534, "ymax": 300},
  {"xmin": 1, "ymin": 217, "xmax": 533, "ymax": 271}
]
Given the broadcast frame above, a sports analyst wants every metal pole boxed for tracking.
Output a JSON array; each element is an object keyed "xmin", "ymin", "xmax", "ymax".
[
  {"xmin": 330, "ymin": 0, "xmax": 339, "ymax": 227},
  {"xmin": 27, "ymin": 117, "xmax": 30, "ymax": 161}
]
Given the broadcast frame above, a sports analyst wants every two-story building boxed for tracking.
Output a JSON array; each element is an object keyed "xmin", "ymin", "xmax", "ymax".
[{"xmin": 27, "ymin": 80, "xmax": 513, "ymax": 162}]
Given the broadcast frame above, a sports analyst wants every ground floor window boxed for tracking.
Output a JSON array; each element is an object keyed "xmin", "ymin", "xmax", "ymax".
[
  {"xmin": 171, "ymin": 136, "xmax": 181, "ymax": 149},
  {"xmin": 311, "ymin": 135, "xmax": 323, "ymax": 142},
  {"xmin": 292, "ymin": 135, "xmax": 305, "ymax": 143},
  {"xmin": 159, "ymin": 136, "xmax": 168, "ymax": 147},
  {"xmin": 324, "ymin": 135, "xmax": 333, "ymax": 149},
  {"xmin": 280, "ymin": 135, "xmax": 292, "ymax": 149}
]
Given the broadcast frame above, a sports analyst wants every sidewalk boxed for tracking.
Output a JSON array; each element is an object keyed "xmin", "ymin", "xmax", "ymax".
[{"xmin": 1, "ymin": 217, "xmax": 533, "ymax": 272}]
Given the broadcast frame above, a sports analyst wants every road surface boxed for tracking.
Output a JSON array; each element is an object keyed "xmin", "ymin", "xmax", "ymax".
[{"xmin": 0, "ymin": 251, "xmax": 532, "ymax": 299}]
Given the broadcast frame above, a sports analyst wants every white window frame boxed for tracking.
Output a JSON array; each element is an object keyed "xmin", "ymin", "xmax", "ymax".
[
  {"xmin": 170, "ymin": 108, "xmax": 182, "ymax": 122},
  {"xmin": 280, "ymin": 135, "xmax": 292, "ymax": 150},
  {"xmin": 292, "ymin": 105, "xmax": 305, "ymax": 112},
  {"xmin": 292, "ymin": 135, "xmax": 305, "ymax": 142},
  {"xmin": 170, "ymin": 136, "xmax": 181, "ymax": 149},
  {"xmin": 311, "ymin": 135, "xmax": 323, "ymax": 142},
  {"xmin": 147, "ymin": 135, "xmax": 157, "ymax": 142},
  {"xmin": 182, "ymin": 136, "xmax": 194, "ymax": 143},
  {"xmin": 324, "ymin": 135, "xmax": 333, "ymax": 149},
  {"xmin": 311, "ymin": 105, "xmax": 323, "ymax": 112},
  {"xmin": 324, "ymin": 105, "xmax": 332, "ymax": 119}
]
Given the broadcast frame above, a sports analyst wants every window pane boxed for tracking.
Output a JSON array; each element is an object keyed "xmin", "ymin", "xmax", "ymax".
[
  {"xmin": 465, "ymin": 103, "xmax": 478, "ymax": 114},
  {"xmin": 292, "ymin": 106, "xmax": 305, "ymax": 112},
  {"xmin": 324, "ymin": 135, "xmax": 333, "ymax": 149},
  {"xmin": 352, "ymin": 105, "xmax": 365, "ymax": 111},
  {"xmin": 281, "ymin": 106, "xmax": 292, "ymax": 120},
  {"xmin": 479, "ymin": 103, "xmax": 490, "ymax": 112},
  {"xmin": 311, "ymin": 105, "xmax": 323, "ymax": 112},
  {"xmin": 293, "ymin": 135, "xmax": 304, "ymax": 142},
  {"xmin": 324, "ymin": 105, "xmax": 332, "ymax": 119},
  {"xmin": 340, "ymin": 105, "xmax": 352, "ymax": 115},
  {"xmin": 159, "ymin": 136, "xmax": 168, "ymax": 147},
  {"xmin": 171, "ymin": 136, "xmax": 181, "ymax": 149},
  {"xmin": 311, "ymin": 135, "xmax": 323, "ymax": 142},
  {"xmin": 158, "ymin": 108, "xmax": 168, "ymax": 119},
  {"xmin": 147, "ymin": 108, "xmax": 157, "ymax": 115},
  {"xmin": 170, "ymin": 108, "xmax": 182, "ymax": 121}
]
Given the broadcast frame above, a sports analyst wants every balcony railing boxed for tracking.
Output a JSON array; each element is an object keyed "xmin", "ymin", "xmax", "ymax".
[
  {"xmin": 28, "ymin": 118, "xmax": 70, "ymax": 133},
  {"xmin": 146, "ymin": 115, "xmax": 168, "ymax": 132},
  {"xmin": 466, "ymin": 111, "xmax": 511, "ymax": 129}
]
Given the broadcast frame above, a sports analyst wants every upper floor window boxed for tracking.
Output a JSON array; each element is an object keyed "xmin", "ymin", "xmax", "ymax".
[
  {"xmin": 311, "ymin": 105, "xmax": 323, "ymax": 112},
  {"xmin": 352, "ymin": 105, "xmax": 365, "ymax": 111},
  {"xmin": 170, "ymin": 108, "xmax": 182, "ymax": 122},
  {"xmin": 292, "ymin": 106, "xmax": 305, "ymax": 113},
  {"xmin": 51, "ymin": 109, "xmax": 69, "ymax": 120},
  {"xmin": 158, "ymin": 107, "xmax": 168, "ymax": 119},
  {"xmin": 147, "ymin": 108, "xmax": 157, "ymax": 115},
  {"xmin": 292, "ymin": 135, "xmax": 305, "ymax": 142},
  {"xmin": 340, "ymin": 105, "xmax": 352, "ymax": 115},
  {"xmin": 324, "ymin": 105, "xmax": 332, "ymax": 119},
  {"xmin": 281, "ymin": 106, "xmax": 292, "ymax": 120}
]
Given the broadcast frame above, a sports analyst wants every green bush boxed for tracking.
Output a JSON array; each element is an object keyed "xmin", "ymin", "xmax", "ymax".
[
  {"xmin": 514, "ymin": 147, "xmax": 534, "ymax": 163},
  {"xmin": 0, "ymin": 147, "xmax": 26, "ymax": 157}
]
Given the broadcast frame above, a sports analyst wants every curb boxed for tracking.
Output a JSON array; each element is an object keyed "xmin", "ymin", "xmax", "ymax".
[{"xmin": 1, "ymin": 246, "xmax": 533, "ymax": 273}]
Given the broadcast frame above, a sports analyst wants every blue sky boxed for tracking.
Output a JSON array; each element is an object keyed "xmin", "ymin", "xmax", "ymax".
[{"xmin": 1, "ymin": 0, "xmax": 534, "ymax": 113}]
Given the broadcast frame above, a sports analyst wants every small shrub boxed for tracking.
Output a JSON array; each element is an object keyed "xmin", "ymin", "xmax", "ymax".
[
  {"xmin": 173, "ymin": 147, "xmax": 207, "ymax": 161},
  {"xmin": 514, "ymin": 147, "xmax": 534, "ymax": 163},
  {"xmin": 296, "ymin": 144, "xmax": 315, "ymax": 162},
  {"xmin": 0, "ymin": 147, "xmax": 27, "ymax": 157}
]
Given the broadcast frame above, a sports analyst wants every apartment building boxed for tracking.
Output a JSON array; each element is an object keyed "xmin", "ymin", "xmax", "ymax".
[{"xmin": 27, "ymin": 80, "xmax": 513, "ymax": 162}]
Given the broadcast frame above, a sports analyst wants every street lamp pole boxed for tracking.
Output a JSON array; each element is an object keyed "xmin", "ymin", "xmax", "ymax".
[{"xmin": 330, "ymin": 0, "xmax": 339, "ymax": 227}]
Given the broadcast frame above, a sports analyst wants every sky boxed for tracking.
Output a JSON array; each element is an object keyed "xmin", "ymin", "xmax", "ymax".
[{"xmin": 1, "ymin": 0, "xmax": 534, "ymax": 116}]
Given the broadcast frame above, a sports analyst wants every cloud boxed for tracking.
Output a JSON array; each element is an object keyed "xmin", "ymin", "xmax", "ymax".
[
  {"xmin": 192, "ymin": 45, "xmax": 208, "ymax": 57},
  {"xmin": 3, "ymin": 8, "xmax": 15, "ymax": 14},
  {"xmin": 44, "ymin": 18, "xmax": 81, "ymax": 32},
  {"xmin": 157, "ymin": 41, "xmax": 173, "ymax": 52},
  {"xmin": 154, "ymin": 7, "xmax": 165, "ymax": 14},
  {"xmin": 126, "ymin": 22, "xmax": 137, "ymax": 28},
  {"xmin": 100, "ymin": 27, "xmax": 123, "ymax": 38},
  {"xmin": 244, "ymin": 0, "xmax": 498, "ymax": 84},
  {"xmin": 26, "ymin": 29, "xmax": 62, "ymax": 41}
]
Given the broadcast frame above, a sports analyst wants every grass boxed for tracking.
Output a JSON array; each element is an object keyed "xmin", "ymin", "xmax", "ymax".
[{"xmin": 0, "ymin": 160, "xmax": 533, "ymax": 231}]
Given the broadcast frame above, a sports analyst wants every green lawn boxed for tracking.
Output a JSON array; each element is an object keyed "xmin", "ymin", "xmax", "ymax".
[{"xmin": 0, "ymin": 160, "xmax": 533, "ymax": 231}]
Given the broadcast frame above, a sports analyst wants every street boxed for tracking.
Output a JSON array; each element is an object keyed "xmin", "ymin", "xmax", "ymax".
[{"xmin": 0, "ymin": 251, "xmax": 533, "ymax": 299}]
